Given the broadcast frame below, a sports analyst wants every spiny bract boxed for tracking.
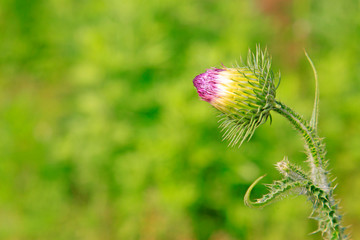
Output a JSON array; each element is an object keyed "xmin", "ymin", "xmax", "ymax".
[{"xmin": 193, "ymin": 47, "xmax": 279, "ymax": 146}]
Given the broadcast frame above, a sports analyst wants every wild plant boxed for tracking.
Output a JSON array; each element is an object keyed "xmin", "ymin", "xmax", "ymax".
[{"xmin": 193, "ymin": 46, "xmax": 347, "ymax": 239}]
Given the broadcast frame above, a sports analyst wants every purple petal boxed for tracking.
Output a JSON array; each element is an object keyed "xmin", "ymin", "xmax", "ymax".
[{"xmin": 193, "ymin": 68, "xmax": 224, "ymax": 102}]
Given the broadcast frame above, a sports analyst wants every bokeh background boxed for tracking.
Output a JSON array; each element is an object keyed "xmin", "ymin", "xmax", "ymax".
[{"xmin": 1, "ymin": 0, "xmax": 359, "ymax": 239}]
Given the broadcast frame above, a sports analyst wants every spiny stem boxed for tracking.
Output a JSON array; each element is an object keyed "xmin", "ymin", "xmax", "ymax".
[
  {"xmin": 305, "ymin": 182, "xmax": 346, "ymax": 240},
  {"xmin": 272, "ymin": 100, "xmax": 346, "ymax": 239},
  {"xmin": 273, "ymin": 100, "xmax": 329, "ymax": 191},
  {"xmin": 276, "ymin": 157, "xmax": 311, "ymax": 182}
]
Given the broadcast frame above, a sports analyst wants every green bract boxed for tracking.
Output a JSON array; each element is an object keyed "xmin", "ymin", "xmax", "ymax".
[{"xmin": 193, "ymin": 46, "xmax": 279, "ymax": 146}]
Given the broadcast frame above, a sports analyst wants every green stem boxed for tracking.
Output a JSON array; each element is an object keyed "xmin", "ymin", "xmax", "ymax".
[
  {"xmin": 305, "ymin": 182, "xmax": 345, "ymax": 240},
  {"xmin": 273, "ymin": 100, "xmax": 329, "ymax": 191},
  {"xmin": 273, "ymin": 100, "xmax": 346, "ymax": 239}
]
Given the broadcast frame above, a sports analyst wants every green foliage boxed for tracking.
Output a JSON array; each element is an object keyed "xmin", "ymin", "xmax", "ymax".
[
  {"xmin": 305, "ymin": 51, "xmax": 319, "ymax": 131},
  {"xmin": 243, "ymin": 61, "xmax": 347, "ymax": 238},
  {"xmin": 244, "ymin": 176, "xmax": 306, "ymax": 208},
  {"xmin": 0, "ymin": 0, "xmax": 360, "ymax": 239},
  {"xmin": 247, "ymin": 155, "xmax": 347, "ymax": 239}
]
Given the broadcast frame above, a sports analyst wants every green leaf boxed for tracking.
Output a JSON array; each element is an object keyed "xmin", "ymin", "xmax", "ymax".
[
  {"xmin": 304, "ymin": 50, "xmax": 319, "ymax": 131},
  {"xmin": 276, "ymin": 157, "xmax": 311, "ymax": 181},
  {"xmin": 244, "ymin": 175, "xmax": 306, "ymax": 208}
]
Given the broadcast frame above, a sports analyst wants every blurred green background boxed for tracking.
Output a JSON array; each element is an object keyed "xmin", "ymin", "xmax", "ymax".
[{"xmin": 0, "ymin": 0, "xmax": 359, "ymax": 239}]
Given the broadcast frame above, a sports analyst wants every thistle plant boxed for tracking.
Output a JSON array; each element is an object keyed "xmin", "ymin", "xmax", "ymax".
[{"xmin": 193, "ymin": 46, "xmax": 348, "ymax": 239}]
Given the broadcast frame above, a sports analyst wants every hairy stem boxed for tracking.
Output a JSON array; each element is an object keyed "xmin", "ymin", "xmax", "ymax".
[
  {"xmin": 273, "ymin": 100, "xmax": 328, "ymax": 191},
  {"xmin": 273, "ymin": 101, "xmax": 346, "ymax": 239},
  {"xmin": 305, "ymin": 182, "xmax": 345, "ymax": 240}
]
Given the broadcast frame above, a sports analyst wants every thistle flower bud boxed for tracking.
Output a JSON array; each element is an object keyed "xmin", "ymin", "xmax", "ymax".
[{"xmin": 193, "ymin": 47, "xmax": 279, "ymax": 146}]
